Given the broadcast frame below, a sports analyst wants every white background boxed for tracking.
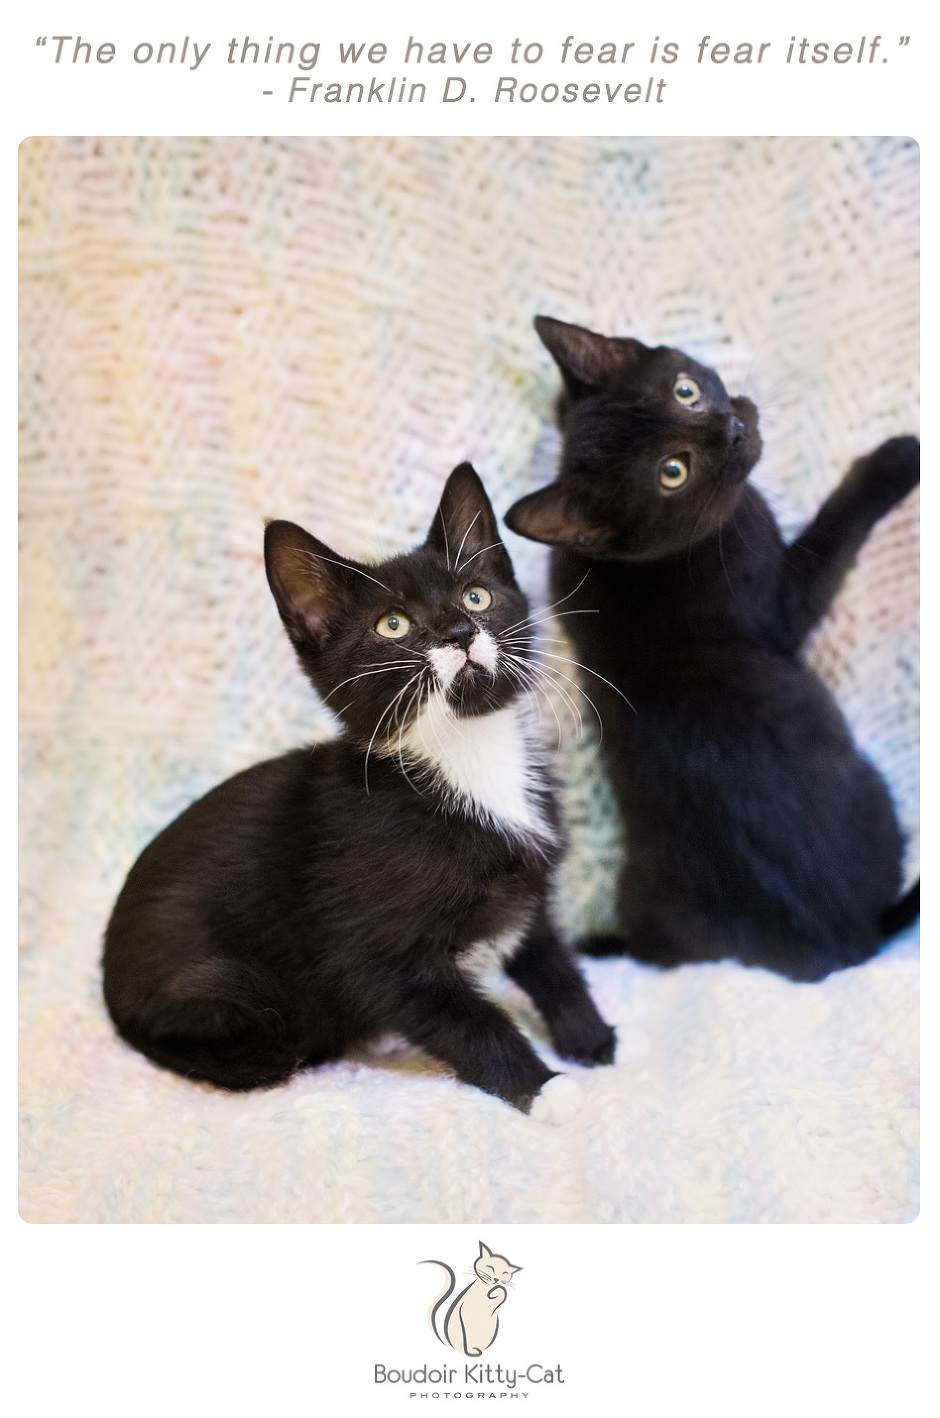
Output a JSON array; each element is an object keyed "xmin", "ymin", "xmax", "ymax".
[{"xmin": 11, "ymin": 3, "xmax": 933, "ymax": 1415}]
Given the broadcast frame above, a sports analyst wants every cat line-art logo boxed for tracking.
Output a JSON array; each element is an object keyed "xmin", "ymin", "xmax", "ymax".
[
  {"xmin": 371, "ymin": 1243, "xmax": 566, "ymax": 1395},
  {"xmin": 421, "ymin": 1241, "xmax": 521, "ymax": 1355}
]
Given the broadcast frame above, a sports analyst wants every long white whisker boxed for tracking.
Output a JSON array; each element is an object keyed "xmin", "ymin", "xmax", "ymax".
[
  {"xmin": 396, "ymin": 680, "xmax": 428, "ymax": 796},
  {"xmin": 453, "ymin": 511, "xmax": 481, "ymax": 573},
  {"xmin": 526, "ymin": 648, "xmax": 636, "ymax": 714},
  {"xmin": 507, "ymin": 653, "xmax": 586, "ymax": 740},
  {"xmin": 363, "ymin": 672, "xmax": 423, "ymax": 794},
  {"xmin": 499, "ymin": 635, "xmax": 569, "ymax": 646},
  {"xmin": 393, "ymin": 645, "xmax": 426, "ymax": 660},
  {"xmin": 387, "ymin": 672, "xmax": 425, "ymax": 732},
  {"xmin": 523, "ymin": 672, "xmax": 546, "ymax": 736},
  {"xmin": 501, "ymin": 571, "xmax": 593, "ymax": 634},
  {"xmin": 501, "ymin": 658, "xmax": 548, "ymax": 737},
  {"xmin": 438, "ymin": 510, "xmax": 452, "ymax": 570},
  {"xmin": 502, "ymin": 653, "xmax": 576, "ymax": 746},
  {"xmin": 301, "ymin": 550, "xmax": 392, "ymax": 593},
  {"xmin": 322, "ymin": 664, "xmax": 415, "ymax": 705},
  {"xmin": 425, "ymin": 691, "xmax": 471, "ymax": 761},
  {"xmin": 500, "ymin": 607, "xmax": 600, "ymax": 639},
  {"xmin": 522, "ymin": 659, "xmax": 597, "ymax": 740},
  {"xmin": 354, "ymin": 658, "xmax": 422, "ymax": 668},
  {"xmin": 538, "ymin": 666, "xmax": 588, "ymax": 740},
  {"xmin": 456, "ymin": 541, "xmax": 504, "ymax": 571},
  {"xmin": 331, "ymin": 695, "xmax": 367, "ymax": 717}
]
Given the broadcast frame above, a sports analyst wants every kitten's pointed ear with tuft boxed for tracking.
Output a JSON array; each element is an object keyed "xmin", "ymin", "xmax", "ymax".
[
  {"xmin": 478, "ymin": 1241, "xmax": 492, "ymax": 1259},
  {"xmin": 504, "ymin": 483, "xmax": 608, "ymax": 550},
  {"xmin": 426, "ymin": 463, "xmax": 514, "ymax": 578},
  {"xmin": 534, "ymin": 315, "xmax": 646, "ymax": 393},
  {"xmin": 264, "ymin": 520, "xmax": 353, "ymax": 650}
]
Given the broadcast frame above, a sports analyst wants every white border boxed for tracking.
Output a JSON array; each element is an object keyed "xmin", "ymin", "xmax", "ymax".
[{"xmin": 12, "ymin": 3, "xmax": 932, "ymax": 1414}]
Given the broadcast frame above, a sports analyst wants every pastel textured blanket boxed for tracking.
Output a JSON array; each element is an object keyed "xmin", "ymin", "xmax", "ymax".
[{"xmin": 19, "ymin": 136, "xmax": 918, "ymax": 1223}]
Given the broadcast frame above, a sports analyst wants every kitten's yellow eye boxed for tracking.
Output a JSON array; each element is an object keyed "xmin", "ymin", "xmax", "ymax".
[
  {"xmin": 462, "ymin": 586, "xmax": 492, "ymax": 611},
  {"xmin": 375, "ymin": 611, "xmax": 411, "ymax": 638},
  {"xmin": 660, "ymin": 457, "xmax": 689, "ymax": 491},
  {"xmin": 673, "ymin": 376, "xmax": 701, "ymax": 407}
]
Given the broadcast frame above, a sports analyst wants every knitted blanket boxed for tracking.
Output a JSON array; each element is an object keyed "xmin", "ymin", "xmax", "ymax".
[{"xmin": 19, "ymin": 136, "xmax": 919, "ymax": 1223}]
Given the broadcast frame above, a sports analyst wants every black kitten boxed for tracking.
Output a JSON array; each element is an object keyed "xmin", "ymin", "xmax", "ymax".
[
  {"xmin": 103, "ymin": 463, "xmax": 614, "ymax": 1120},
  {"xmin": 505, "ymin": 317, "xmax": 919, "ymax": 982}
]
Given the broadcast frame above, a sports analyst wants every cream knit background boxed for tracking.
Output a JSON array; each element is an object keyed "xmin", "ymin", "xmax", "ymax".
[{"xmin": 19, "ymin": 136, "xmax": 918, "ymax": 1223}]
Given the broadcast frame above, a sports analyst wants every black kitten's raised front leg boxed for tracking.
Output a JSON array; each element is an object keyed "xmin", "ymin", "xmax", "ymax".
[
  {"xmin": 390, "ymin": 969, "xmax": 556, "ymax": 1113},
  {"xmin": 505, "ymin": 909, "xmax": 616, "ymax": 1066},
  {"xmin": 779, "ymin": 436, "xmax": 919, "ymax": 651}
]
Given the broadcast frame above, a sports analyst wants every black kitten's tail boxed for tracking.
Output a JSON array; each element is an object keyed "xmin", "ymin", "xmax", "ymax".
[
  {"xmin": 880, "ymin": 880, "xmax": 920, "ymax": 939},
  {"xmin": 118, "ymin": 1029, "xmax": 303, "ymax": 1092},
  {"xmin": 107, "ymin": 957, "xmax": 304, "ymax": 1092}
]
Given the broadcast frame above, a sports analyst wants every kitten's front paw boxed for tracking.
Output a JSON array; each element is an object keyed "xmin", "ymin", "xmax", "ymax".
[
  {"xmin": 552, "ymin": 1015, "xmax": 617, "ymax": 1067},
  {"xmin": 573, "ymin": 1025, "xmax": 617, "ymax": 1067},
  {"xmin": 529, "ymin": 1074, "xmax": 584, "ymax": 1126},
  {"xmin": 852, "ymin": 436, "xmax": 920, "ymax": 507}
]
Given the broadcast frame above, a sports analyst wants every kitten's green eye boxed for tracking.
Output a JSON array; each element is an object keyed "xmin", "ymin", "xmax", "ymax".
[
  {"xmin": 673, "ymin": 375, "xmax": 701, "ymax": 407},
  {"xmin": 375, "ymin": 611, "xmax": 411, "ymax": 638},
  {"xmin": 462, "ymin": 586, "xmax": 492, "ymax": 611},
  {"xmin": 659, "ymin": 457, "xmax": 690, "ymax": 491}
]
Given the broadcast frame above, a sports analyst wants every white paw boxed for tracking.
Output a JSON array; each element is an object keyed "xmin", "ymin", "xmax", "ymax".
[{"xmin": 529, "ymin": 1074, "xmax": 584, "ymax": 1126}]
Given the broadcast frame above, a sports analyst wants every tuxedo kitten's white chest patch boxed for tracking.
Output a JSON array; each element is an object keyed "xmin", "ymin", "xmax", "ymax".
[{"xmin": 398, "ymin": 694, "xmax": 552, "ymax": 842}]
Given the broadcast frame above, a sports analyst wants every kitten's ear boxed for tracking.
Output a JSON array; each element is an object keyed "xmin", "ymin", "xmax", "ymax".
[
  {"xmin": 535, "ymin": 315, "xmax": 645, "ymax": 392},
  {"xmin": 508, "ymin": 1265, "xmax": 522, "ymax": 1275},
  {"xmin": 504, "ymin": 483, "xmax": 610, "ymax": 550},
  {"xmin": 426, "ymin": 464, "xmax": 514, "ymax": 579},
  {"xmin": 264, "ymin": 520, "xmax": 352, "ymax": 650},
  {"xmin": 478, "ymin": 1241, "xmax": 493, "ymax": 1259}
]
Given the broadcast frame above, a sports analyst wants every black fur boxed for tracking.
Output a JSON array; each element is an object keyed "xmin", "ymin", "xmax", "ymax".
[
  {"xmin": 103, "ymin": 463, "xmax": 614, "ymax": 1110},
  {"xmin": 505, "ymin": 317, "xmax": 919, "ymax": 982}
]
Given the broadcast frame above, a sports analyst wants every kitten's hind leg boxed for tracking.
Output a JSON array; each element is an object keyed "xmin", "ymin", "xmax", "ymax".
[
  {"xmin": 505, "ymin": 909, "xmax": 616, "ymax": 1066},
  {"xmin": 780, "ymin": 436, "xmax": 919, "ymax": 650}
]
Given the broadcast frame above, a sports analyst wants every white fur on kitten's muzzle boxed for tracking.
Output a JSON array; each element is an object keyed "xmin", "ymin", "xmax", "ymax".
[{"xmin": 428, "ymin": 629, "xmax": 498, "ymax": 690}]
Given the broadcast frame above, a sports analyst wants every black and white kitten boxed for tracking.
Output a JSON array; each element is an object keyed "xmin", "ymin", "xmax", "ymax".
[
  {"xmin": 103, "ymin": 463, "xmax": 615, "ymax": 1120},
  {"xmin": 505, "ymin": 317, "xmax": 919, "ymax": 982}
]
